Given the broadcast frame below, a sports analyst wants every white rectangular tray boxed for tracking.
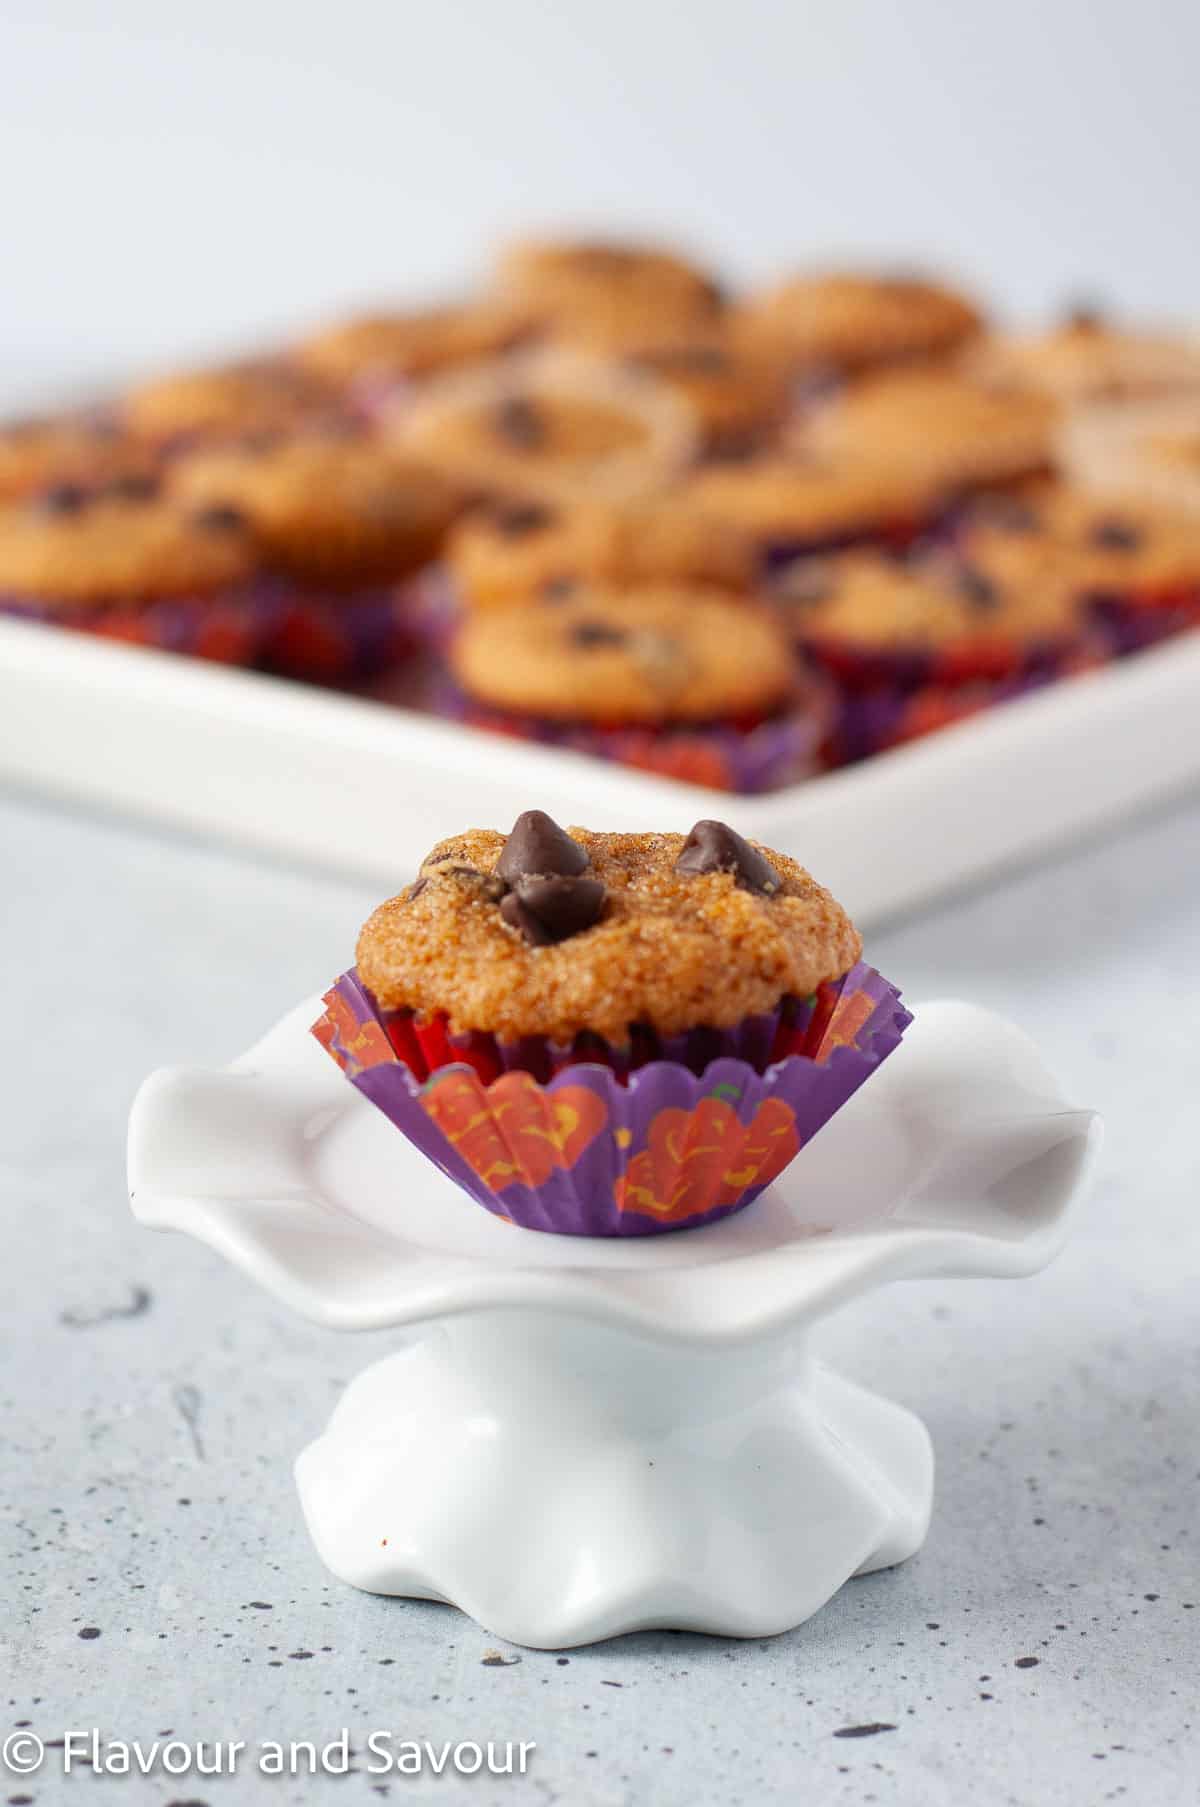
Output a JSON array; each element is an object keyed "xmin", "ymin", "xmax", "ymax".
[{"xmin": 0, "ymin": 613, "xmax": 1195, "ymax": 924}]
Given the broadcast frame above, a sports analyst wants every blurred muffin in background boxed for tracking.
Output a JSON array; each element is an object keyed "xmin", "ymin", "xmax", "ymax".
[
  {"xmin": 0, "ymin": 414, "xmax": 158, "ymax": 502},
  {"xmin": 950, "ymin": 482, "xmax": 1200, "ymax": 652},
  {"xmin": 1057, "ymin": 395, "xmax": 1200, "ymax": 519},
  {"xmin": 803, "ymin": 368, "xmax": 1056, "ymax": 495},
  {"xmin": 446, "ymin": 495, "xmax": 756, "ymax": 611},
  {"xmin": 444, "ymin": 584, "xmax": 822, "ymax": 792},
  {"xmin": 169, "ymin": 430, "xmax": 462, "ymax": 682},
  {"xmin": 739, "ymin": 269, "xmax": 983, "ymax": 375},
  {"xmin": 685, "ymin": 452, "xmax": 938, "ymax": 561},
  {"xmin": 392, "ymin": 349, "xmax": 699, "ymax": 505},
  {"xmin": 493, "ymin": 236, "xmax": 724, "ymax": 341},
  {"xmin": 964, "ymin": 305, "xmax": 1200, "ymax": 405},
  {"xmin": 0, "ymin": 479, "xmax": 274, "ymax": 665},
  {"xmin": 122, "ymin": 358, "xmax": 343, "ymax": 449},
  {"xmin": 775, "ymin": 544, "xmax": 1104, "ymax": 763},
  {"xmin": 295, "ymin": 300, "xmax": 535, "ymax": 397}
]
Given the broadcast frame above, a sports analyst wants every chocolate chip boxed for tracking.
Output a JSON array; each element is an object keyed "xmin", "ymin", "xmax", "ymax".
[
  {"xmin": 192, "ymin": 502, "xmax": 247, "ymax": 533},
  {"xmin": 492, "ymin": 396, "xmax": 546, "ymax": 451},
  {"xmin": 407, "ymin": 877, "xmax": 428, "ymax": 900},
  {"xmin": 36, "ymin": 481, "xmax": 89, "ymax": 515},
  {"xmin": 956, "ymin": 565, "xmax": 1001, "ymax": 611},
  {"xmin": 570, "ymin": 619, "xmax": 627, "ymax": 648},
  {"xmin": 420, "ymin": 859, "xmax": 507, "ymax": 900},
  {"xmin": 495, "ymin": 810, "xmax": 589, "ymax": 884},
  {"xmin": 1089, "ymin": 516, "xmax": 1141, "ymax": 552},
  {"xmin": 491, "ymin": 501, "xmax": 554, "ymax": 537},
  {"xmin": 541, "ymin": 574, "xmax": 578, "ymax": 601},
  {"xmin": 1063, "ymin": 298, "xmax": 1105, "ymax": 332},
  {"xmin": 500, "ymin": 875, "xmax": 606, "ymax": 946},
  {"xmin": 107, "ymin": 472, "xmax": 160, "ymax": 501},
  {"xmin": 675, "ymin": 820, "xmax": 781, "ymax": 894},
  {"xmin": 776, "ymin": 558, "xmax": 835, "ymax": 608}
]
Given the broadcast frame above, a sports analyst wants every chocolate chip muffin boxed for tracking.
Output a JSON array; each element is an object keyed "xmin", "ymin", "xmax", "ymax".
[
  {"xmin": 393, "ymin": 349, "xmax": 698, "ymax": 505},
  {"xmin": 0, "ymin": 482, "xmax": 274, "ymax": 664},
  {"xmin": 446, "ymin": 495, "xmax": 756, "ymax": 610},
  {"xmin": 169, "ymin": 432, "xmax": 461, "ymax": 586},
  {"xmin": 445, "ymin": 586, "xmax": 819, "ymax": 792},
  {"xmin": 740, "ymin": 270, "xmax": 983, "ymax": 374},
  {"xmin": 0, "ymin": 414, "xmax": 157, "ymax": 503},
  {"xmin": 295, "ymin": 301, "xmax": 534, "ymax": 389},
  {"xmin": 964, "ymin": 307, "xmax": 1200, "ymax": 405},
  {"xmin": 1057, "ymin": 396, "xmax": 1200, "ymax": 519},
  {"xmin": 317, "ymin": 811, "xmax": 908, "ymax": 1234},
  {"xmin": 684, "ymin": 453, "xmax": 937, "ymax": 558},
  {"xmin": 358, "ymin": 816, "xmax": 860, "ymax": 1042},
  {"xmin": 805, "ymin": 370, "xmax": 1056, "ymax": 495},
  {"xmin": 493, "ymin": 237, "xmax": 723, "ymax": 339},
  {"xmin": 122, "ymin": 358, "xmax": 342, "ymax": 446},
  {"xmin": 450, "ymin": 585, "xmax": 793, "ymax": 724}
]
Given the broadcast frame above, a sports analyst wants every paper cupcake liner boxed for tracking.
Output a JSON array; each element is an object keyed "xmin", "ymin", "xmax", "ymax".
[
  {"xmin": 0, "ymin": 583, "xmax": 282, "ymax": 667},
  {"xmin": 799, "ymin": 627, "xmax": 1104, "ymax": 693},
  {"xmin": 312, "ymin": 962, "xmax": 912, "ymax": 1236},
  {"xmin": 1084, "ymin": 587, "xmax": 1200, "ymax": 657},
  {"xmin": 433, "ymin": 681, "xmax": 824, "ymax": 793},
  {"xmin": 261, "ymin": 587, "xmax": 414, "ymax": 683}
]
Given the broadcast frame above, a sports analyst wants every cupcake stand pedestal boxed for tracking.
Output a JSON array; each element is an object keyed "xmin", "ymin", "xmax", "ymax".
[{"xmin": 128, "ymin": 998, "xmax": 1098, "ymax": 1649}]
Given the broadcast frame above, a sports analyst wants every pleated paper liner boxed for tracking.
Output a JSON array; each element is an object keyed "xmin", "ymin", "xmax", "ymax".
[
  {"xmin": 260, "ymin": 587, "xmax": 415, "ymax": 683},
  {"xmin": 0, "ymin": 582, "xmax": 284, "ymax": 667},
  {"xmin": 312, "ymin": 961, "xmax": 912, "ymax": 1237}
]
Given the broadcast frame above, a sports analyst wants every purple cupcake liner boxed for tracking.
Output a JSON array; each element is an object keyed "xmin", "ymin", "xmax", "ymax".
[
  {"xmin": 432, "ymin": 679, "xmax": 824, "ymax": 794},
  {"xmin": 0, "ymin": 581, "xmax": 283, "ymax": 666},
  {"xmin": 312, "ymin": 962, "xmax": 912, "ymax": 1237},
  {"xmin": 261, "ymin": 586, "xmax": 413, "ymax": 683}
]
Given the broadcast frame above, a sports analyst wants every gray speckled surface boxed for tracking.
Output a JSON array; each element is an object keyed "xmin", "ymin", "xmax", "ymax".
[{"xmin": 2, "ymin": 786, "xmax": 1198, "ymax": 1807}]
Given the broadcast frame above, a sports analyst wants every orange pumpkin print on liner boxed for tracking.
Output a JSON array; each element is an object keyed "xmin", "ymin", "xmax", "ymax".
[
  {"xmin": 420, "ymin": 1069, "xmax": 609, "ymax": 1191},
  {"xmin": 615, "ymin": 1091, "xmax": 801, "ymax": 1225}
]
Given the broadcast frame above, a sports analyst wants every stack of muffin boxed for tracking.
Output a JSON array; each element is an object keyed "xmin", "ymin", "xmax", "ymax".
[{"xmin": 4, "ymin": 236, "xmax": 1200, "ymax": 786}]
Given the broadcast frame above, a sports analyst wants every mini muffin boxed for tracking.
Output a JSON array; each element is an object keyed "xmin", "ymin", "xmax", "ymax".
[
  {"xmin": 804, "ymin": 369, "xmax": 1056, "ymax": 495},
  {"xmin": 0, "ymin": 414, "xmax": 157, "ymax": 503},
  {"xmin": 685, "ymin": 453, "xmax": 938, "ymax": 560},
  {"xmin": 295, "ymin": 300, "xmax": 534, "ymax": 392},
  {"xmin": 446, "ymin": 495, "xmax": 756, "ymax": 610},
  {"xmin": 1058, "ymin": 396, "xmax": 1200, "ymax": 519},
  {"xmin": 776, "ymin": 545, "xmax": 1105, "ymax": 763},
  {"xmin": 494, "ymin": 236, "xmax": 723, "ymax": 339},
  {"xmin": 740, "ymin": 270, "xmax": 983, "ymax": 374},
  {"xmin": 392, "ymin": 349, "xmax": 699, "ymax": 505},
  {"xmin": 122, "ymin": 358, "xmax": 342, "ymax": 448},
  {"xmin": 445, "ymin": 586, "xmax": 821, "ymax": 792},
  {"xmin": 314, "ymin": 812, "xmax": 910, "ymax": 1234},
  {"xmin": 168, "ymin": 431, "xmax": 464, "ymax": 681},
  {"xmin": 951, "ymin": 483, "xmax": 1200, "ymax": 651},
  {"xmin": 964, "ymin": 307, "xmax": 1200, "ymax": 405},
  {"xmin": 556, "ymin": 315, "xmax": 792, "ymax": 456},
  {"xmin": 0, "ymin": 481, "xmax": 274, "ymax": 665}
]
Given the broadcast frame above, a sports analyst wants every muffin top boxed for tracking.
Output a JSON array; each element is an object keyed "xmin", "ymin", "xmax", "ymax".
[
  {"xmin": 1057, "ymin": 395, "xmax": 1200, "ymax": 519},
  {"xmin": 295, "ymin": 301, "xmax": 533, "ymax": 385},
  {"xmin": 450, "ymin": 586, "xmax": 796, "ymax": 723},
  {"xmin": 741, "ymin": 270, "xmax": 982, "ymax": 372},
  {"xmin": 169, "ymin": 432, "xmax": 461, "ymax": 584},
  {"xmin": 447, "ymin": 495, "xmax": 756, "ymax": 608},
  {"xmin": 964, "ymin": 309, "xmax": 1200, "ymax": 405},
  {"xmin": 356, "ymin": 812, "xmax": 862, "ymax": 1041},
  {"xmin": 394, "ymin": 350, "xmax": 698, "ymax": 504},
  {"xmin": 954, "ymin": 483, "xmax": 1200, "ymax": 597},
  {"xmin": 0, "ymin": 414, "xmax": 157, "ymax": 503},
  {"xmin": 494, "ymin": 237, "xmax": 723, "ymax": 336},
  {"xmin": 685, "ymin": 454, "xmax": 935, "ymax": 542},
  {"xmin": 122, "ymin": 358, "xmax": 341, "ymax": 443},
  {"xmin": 778, "ymin": 547, "xmax": 1087, "ymax": 650},
  {"xmin": 0, "ymin": 483, "xmax": 257, "ymax": 604},
  {"xmin": 806, "ymin": 370, "xmax": 1056, "ymax": 492}
]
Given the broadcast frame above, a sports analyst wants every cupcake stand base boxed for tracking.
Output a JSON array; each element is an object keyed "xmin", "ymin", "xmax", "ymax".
[{"xmin": 127, "ymin": 998, "xmax": 1099, "ymax": 1649}]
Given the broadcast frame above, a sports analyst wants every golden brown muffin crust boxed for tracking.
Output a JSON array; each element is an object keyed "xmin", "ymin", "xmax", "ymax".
[
  {"xmin": 741, "ymin": 270, "xmax": 982, "ymax": 372},
  {"xmin": 123, "ymin": 359, "xmax": 340, "ymax": 442},
  {"xmin": 295, "ymin": 302, "xmax": 533, "ymax": 384},
  {"xmin": 356, "ymin": 826, "xmax": 862, "ymax": 1041},
  {"xmin": 0, "ymin": 491, "xmax": 257, "ymax": 604},
  {"xmin": 450, "ymin": 587, "xmax": 795, "ymax": 723},
  {"xmin": 685, "ymin": 454, "xmax": 935, "ymax": 540}
]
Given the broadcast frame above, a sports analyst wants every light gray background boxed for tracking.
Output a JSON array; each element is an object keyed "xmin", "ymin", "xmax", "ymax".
[{"xmin": 3, "ymin": 0, "xmax": 1200, "ymax": 404}]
